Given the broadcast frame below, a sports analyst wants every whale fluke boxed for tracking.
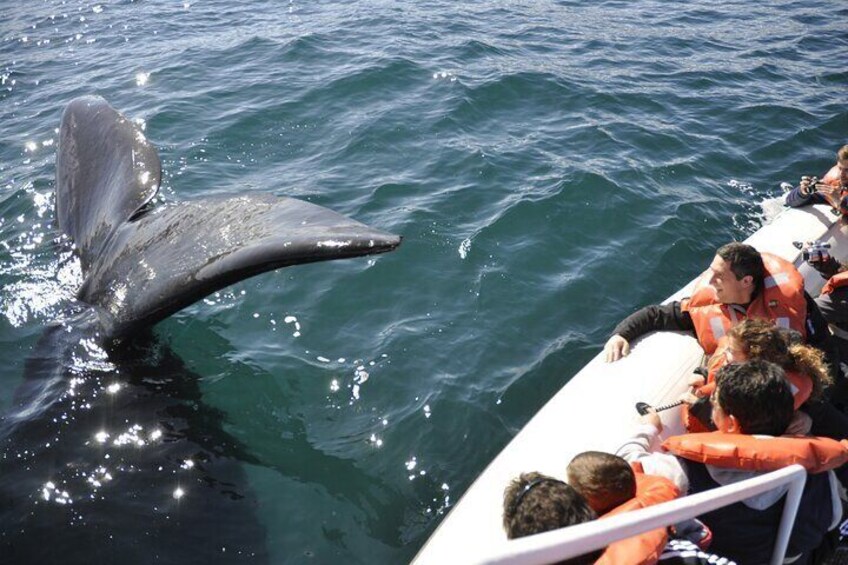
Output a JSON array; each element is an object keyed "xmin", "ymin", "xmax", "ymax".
[
  {"xmin": 56, "ymin": 96, "xmax": 401, "ymax": 339},
  {"xmin": 57, "ymin": 96, "xmax": 162, "ymax": 273}
]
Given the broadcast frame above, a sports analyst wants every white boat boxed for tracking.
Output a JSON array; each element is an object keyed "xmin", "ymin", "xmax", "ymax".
[{"xmin": 413, "ymin": 201, "xmax": 844, "ymax": 564}]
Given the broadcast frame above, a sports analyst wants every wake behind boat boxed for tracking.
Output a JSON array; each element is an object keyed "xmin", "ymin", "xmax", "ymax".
[{"xmin": 413, "ymin": 202, "xmax": 844, "ymax": 563}]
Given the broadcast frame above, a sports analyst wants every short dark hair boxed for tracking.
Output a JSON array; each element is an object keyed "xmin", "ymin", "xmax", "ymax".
[
  {"xmin": 716, "ymin": 242, "xmax": 765, "ymax": 288},
  {"xmin": 715, "ymin": 360, "xmax": 794, "ymax": 436},
  {"xmin": 502, "ymin": 472, "xmax": 604, "ymax": 563},
  {"xmin": 566, "ymin": 451, "xmax": 636, "ymax": 515}
]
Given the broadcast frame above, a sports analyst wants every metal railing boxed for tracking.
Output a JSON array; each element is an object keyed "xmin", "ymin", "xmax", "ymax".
[{"xmin": 478, "ymin": 464, "xmax": 808, "ymax": 565}]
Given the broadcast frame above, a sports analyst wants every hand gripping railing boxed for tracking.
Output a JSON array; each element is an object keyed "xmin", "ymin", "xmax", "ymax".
[{"xmin": 478, "ymin": 464, "xmax": 807, "ymax": 565}]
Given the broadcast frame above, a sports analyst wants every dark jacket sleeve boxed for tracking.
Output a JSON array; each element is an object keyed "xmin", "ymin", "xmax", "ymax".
[
  {"xmin": 785, "ymin": 187, "xmax": 827, "ymax": 208},
  {"xmin": 805, "ymin": 291, "xmax": 842, "ymax": 380},
  {"xmin": 612, "ymin": 302, "xmax": 695, "ymax": 342},
  {"xmin": 815, "ymin": 288, "xmax": 848, "ymax": 328}
]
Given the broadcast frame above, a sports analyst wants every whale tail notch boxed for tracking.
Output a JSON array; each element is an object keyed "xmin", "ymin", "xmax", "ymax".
[{"xmin": 56, "ymin": 96, "xmax": 401, "ymax": 339}]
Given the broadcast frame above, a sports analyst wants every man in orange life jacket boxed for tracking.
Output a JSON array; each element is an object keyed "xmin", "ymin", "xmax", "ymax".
[{"xmin": 603, "ymin": 242, "xmax": 834, "ymax": 370}]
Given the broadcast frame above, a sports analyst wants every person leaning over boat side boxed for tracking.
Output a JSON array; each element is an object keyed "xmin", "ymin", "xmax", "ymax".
[
  {"xmin": 603, "ymin": 242, "xmax": 835, "ymax": 369},
  {"xmin": 785, "ymin": 144, "xmax": 848, "ymax": 212},
  {"xmin": 620, "ymin": 361, "xmax": 845, "ymax": 564}
]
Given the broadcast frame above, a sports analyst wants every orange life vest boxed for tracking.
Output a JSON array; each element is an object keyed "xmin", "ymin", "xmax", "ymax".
[
  {"xmin": 680, "ymin": 367, "xmax": 813, "ymax": 433},
  {"xmin": 595, "ymin": 465, "xmax": 679, "ymax": 565},
  {"xmin": 663, "ymin": 432, "xmax": 848, "ymax": 473},
  {"xmin": 822, "ymin": 271, "xmax": 848, "ymax": 296},
  {"xmin": 680, "ymin": 253, "xmax": 807, "ymax": 355}
]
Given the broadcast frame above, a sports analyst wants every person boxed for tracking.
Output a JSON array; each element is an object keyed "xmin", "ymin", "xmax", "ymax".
[
  {"xmin": 803, "ymin": 241, "xmax": 848, "ymax": 340},
  {"xmin": 568, "ymin": 451, "xmax": 710, "ymax": 555},
  {"xmin": 621, "ymin": 360, "xmax": 845, "ymax": 564},
  {"xmin": 568, "ymin": 450, "xmax": 687, "ymax": 507},
  {"xmin": 785, "ymin": 145, "xmax": 848, "ymax": 212},
  {"xmin": 503, "ymin": 465, "xmax": 729, "ymax": 564},
  {"xmin": 502, "ymin": 472, "xmax": 604, "ymax": 563},
  {"xmin": 603, "ymin": 242, "xmax": 835, "ymax": 368},
  {"xmin": 680, "ymin": 319, "xmax": 833, "ymax": 434},
  {"xmin": 566, "ymin": 451, "xmax": 637, "ymax": 515}
]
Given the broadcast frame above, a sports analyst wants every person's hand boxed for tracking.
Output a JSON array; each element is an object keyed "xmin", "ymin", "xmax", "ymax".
[
  {"xmin": 688, "ymin": 374, "xmax": 706, "ymax": 389},
  {"xmin": 799, "ymin": 176, "xmax": 813, "ymax": 197},
  {"xmin": 785, "ymin": 411, "xmax": 812, "ymax": 436},
  {"xmin": 640, "ymin": 407, "xmax": 662, "ymax": 432},
  {"xmin": 604, "ymin": 334, "xmax": 630, "ymax": 363},
  {"xmin": 678, "ymin": 390, "xmax": 700, "ymax": 406},
  {"xmin": 802, "ymin": 240, "xmax": 840, "ymax": 278}
]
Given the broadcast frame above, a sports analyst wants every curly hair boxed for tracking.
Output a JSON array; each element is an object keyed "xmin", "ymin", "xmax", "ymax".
[
  {"xmin": 727, "ymin": 319, "xmax": 832, "ymax": 402},
  {"xmin": 502, "ymin": 472, "xmax": 604, "ymax": 563}
]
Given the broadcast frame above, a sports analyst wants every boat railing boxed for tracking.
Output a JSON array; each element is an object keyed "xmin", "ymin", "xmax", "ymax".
[{"xmin": 477, "ymin": 464, "xmax": 807, "ymax": 565}]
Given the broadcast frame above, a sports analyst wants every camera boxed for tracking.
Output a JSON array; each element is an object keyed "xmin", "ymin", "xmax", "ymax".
[{"xmin": 802, "ymin": 240, "xmax": 831, "ymax": 263}]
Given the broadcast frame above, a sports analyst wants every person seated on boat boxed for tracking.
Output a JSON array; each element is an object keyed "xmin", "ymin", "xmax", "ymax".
[
  {"xmin": 568, "ymin": 451, "xmax": 713, "ymax": 551},
  {"xmin": 502, "ymin": 467, "xmax": 732, "ymax": 564},
  {"xmin": 622, "ymin": 360, "xmax": 845, "ymax": 564},
  {"xmin": 803, "ymin": 241, "xmax": 848, "ymax": 346},
  {"xmin": 785, "ymin": 145, "xmax": 848, "ymax": 213},
  {"xmin": 502, "ymin": 472, "xmax": 605, "ymax": 563},
  {"xmin": 681, "ymin": 319, "xmax": 834, "ymax": 435},
  {"xmin": 796, "ymin": 242, "xmax": 848, "ymax": 409},
  {"xmin": 566, "ymin": 451, "xmax": 637, "ymax": 515},
  {"xmin": 603, "ymin": 242, "xmax": 836, "ymax": 372}
]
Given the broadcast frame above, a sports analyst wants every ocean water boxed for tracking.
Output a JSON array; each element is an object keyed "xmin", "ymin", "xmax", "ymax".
[{"xmin": 0, "ymin": 0, "xmax": 845, "ymax": 563}]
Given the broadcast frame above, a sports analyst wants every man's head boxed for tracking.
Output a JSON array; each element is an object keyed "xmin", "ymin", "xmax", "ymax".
[
  {"xmin": 837, "ymin": 145, "xmax": 848, "ymax": 184},
  {"xmin": 708, "ymin": 243, "xmax": 764, "ymax": 304},
  {"xmin": 502, "ymin": 472, "xmax": 604, "ymax": 563},
  {"xmin": 566, "ymin": 451, "xmax": 636, "ymax": 515},
  {"xmin": 712, "ymin": 360, "xmax": 793, "ymax": 436}
]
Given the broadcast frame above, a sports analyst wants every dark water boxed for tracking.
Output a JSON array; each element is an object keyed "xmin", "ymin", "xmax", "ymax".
[{"xmin": 0, "ymin": 0, "xmax": 845, "ymax": 562}]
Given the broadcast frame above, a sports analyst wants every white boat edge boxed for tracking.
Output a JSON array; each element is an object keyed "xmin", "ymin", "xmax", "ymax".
[{"xmin": 412, "ymin": 202, "xmax": 846, "ymax": 564}]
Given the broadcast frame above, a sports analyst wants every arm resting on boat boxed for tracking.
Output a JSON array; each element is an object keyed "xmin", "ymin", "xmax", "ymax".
[{"xmin": 612, "ymin": 302, "xmax": 695, "ymax": 343}]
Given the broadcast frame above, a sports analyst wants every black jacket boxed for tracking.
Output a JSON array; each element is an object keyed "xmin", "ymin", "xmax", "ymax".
[
  {"xmin": 611, "ymin": 292, "xmax": 839, "ymax": 374},
  {"xmin": 684, "ymin": 459, "xmax": 837, "ymax": 565}
]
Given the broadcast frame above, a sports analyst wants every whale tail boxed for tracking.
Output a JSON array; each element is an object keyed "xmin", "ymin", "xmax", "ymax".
[{"xmin": 56, "ymin": 96, "xmax": 401, "ymax": 339}]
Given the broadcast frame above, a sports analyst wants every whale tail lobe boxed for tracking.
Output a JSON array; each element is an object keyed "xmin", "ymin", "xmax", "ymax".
[{"xmin": 56, "ymin": 96, "xmax": 401, "ymax": 339}]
